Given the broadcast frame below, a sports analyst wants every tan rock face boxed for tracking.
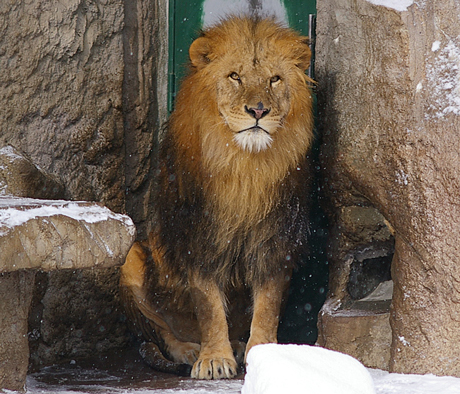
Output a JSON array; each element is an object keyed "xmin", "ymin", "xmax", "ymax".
[
  {"xmin": 0, "ymin": 145, "xmax": 138, "ymax": 377},
  {"xmin": 0, "ymin": 271, "xmax": 35, "ymax": 392},
  {"xmin": 317, "ymin": 0, "xmax": 460, "ymax": 376},
  {"xmin": 0, "ymin": 0, "xmax": 166, "ymax": 233},
  {"xmin": 0, "ymin": 0, "xmax": 168, "ymax": 375},
  {"xmin": 0, "ymin": 198, "xmax": 136, "ymax": 273},
  {"xmin": 0, "ymin": 0, "xmax": 125, "ymax": 210},
  {"xmin": 318, "ymin": 304, "xmax": 391, "ymax": 370},
  {"xmin": 0, "ymin": 197, "xmax": 136, "ymax": 390},
  {"xmin": 0, "ymin": 146, "xmax": 65, "ymax": 199}
]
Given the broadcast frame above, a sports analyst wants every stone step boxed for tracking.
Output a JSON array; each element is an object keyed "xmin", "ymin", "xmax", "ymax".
[{"xmin": 317, "ymin": 281, "xmax": 393, "ymax": 371}]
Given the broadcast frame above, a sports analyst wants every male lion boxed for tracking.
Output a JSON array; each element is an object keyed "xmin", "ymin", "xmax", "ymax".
[{"xmin": 120, "ymin": 16, "xmax": 314, "ymax": 380}]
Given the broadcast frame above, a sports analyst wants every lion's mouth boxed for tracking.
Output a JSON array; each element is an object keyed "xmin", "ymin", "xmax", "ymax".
[{"xmin": 237, "ymin": 125, "xmax": 270, "ymax": 135}]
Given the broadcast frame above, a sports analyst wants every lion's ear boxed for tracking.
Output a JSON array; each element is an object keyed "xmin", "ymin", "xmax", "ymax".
[
  {"xmin": 189, "ymin": 37, "xmax": 212, "ymax": 69},
  {"xmin": 294, "ymin": 37, "xmax": 311, "ymax": 71}
]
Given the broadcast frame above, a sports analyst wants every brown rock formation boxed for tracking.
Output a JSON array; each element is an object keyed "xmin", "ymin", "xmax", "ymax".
[
  {"xmin": 0, "ymin": 197, "xmax": 135, "ymax": 391},
  {"xmin": 0, "ymin": 0, "xmax": 168, "ymax": 378},
  {"xmin": 317, "ymin": 0, "xmax": 460, "ymax": 376}
]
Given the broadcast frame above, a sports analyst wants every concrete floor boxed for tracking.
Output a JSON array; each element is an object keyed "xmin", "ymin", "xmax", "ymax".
[{"xmin": 27, "ymin": 348, "xmax": 243, "ymax": 393}]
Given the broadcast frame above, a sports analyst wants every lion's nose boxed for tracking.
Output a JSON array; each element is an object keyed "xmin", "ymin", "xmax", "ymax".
[{"xmin": 245, "ymin": 102, "xmax": 271, "ymax": 120}]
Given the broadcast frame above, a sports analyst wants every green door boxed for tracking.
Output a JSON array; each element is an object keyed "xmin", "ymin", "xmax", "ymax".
[{"xmin": 168, "ymin": 0, "xmax": 317, "ymax": 112}]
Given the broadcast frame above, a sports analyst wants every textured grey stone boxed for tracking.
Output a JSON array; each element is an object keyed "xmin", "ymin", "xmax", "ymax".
[
  {"xmin": 0, "ymin": 145, "xmax": 65, "ymax": 199},
  {"xmin": 0, "ymin": 0, "xmax": 167, "ymax": 228},
  {"xmin": 0, "ymin": 271, "xmax": 35, "ymax": 392},
  {"xmin": 317, "ymin": 0, "xmax": 460, "ymax": 377},
  {"xmin": 0, "ymin": 198, "xmax": 135, "ymax": 273},
  {"xmin": 0, "ymin": 197, "xmax": 135, "ymax": 391},
  {"xmin": 0, "ymin": 0, "xmax": 168, "ymax": 380}
]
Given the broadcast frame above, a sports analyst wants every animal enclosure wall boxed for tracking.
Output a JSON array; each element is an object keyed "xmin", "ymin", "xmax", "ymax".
[
  {"xmin": 316, "ymin": 0, "xmax": 460, "ymax": 376},
  {"xmin": 0, "ymin": 0, "xmax": 168, "ymax": 368}
]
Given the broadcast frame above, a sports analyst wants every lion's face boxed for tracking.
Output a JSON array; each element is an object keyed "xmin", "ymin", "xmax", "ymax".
[
  {"xmin": 215, "ymin": 56, "xmax": 291, "ymax": 153},
  {"xmin": 188, "ymin": 18, "xmax": 312, "ymax": 153}
]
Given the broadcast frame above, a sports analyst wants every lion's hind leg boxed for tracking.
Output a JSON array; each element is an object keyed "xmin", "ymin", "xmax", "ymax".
[
  {"xmin": 162, "ymin": 331, "xmax": 201, "ymax": 365},
  {"xmin": 120, "ymin": 242, "xmax": 200, "ymax": 374}
]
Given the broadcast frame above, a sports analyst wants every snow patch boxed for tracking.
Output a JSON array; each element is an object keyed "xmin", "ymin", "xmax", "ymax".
[
  {"xmin": 23, "ymin": 360, "xmax": 460, "ymax": 393},
  {"xmin": 399, "ymin": 336, "xmax": 410, "ymax": 346},
  {"xmin": 242, "ymin": 344, "xmax": 375, "ymax": 394},
  {"xmin": 366, "ymin": 0, "xmax": 414, "ymax": 12},
  {"xmin": 432, "ymin": 41, "xmax": 441, "ymax": 52},
  {"xmin": 426, "ymin": 40, "xmax": 460, "ymax": 118},
  {"xmin": 0, "ymin": 197, "xmax": 135, "ymax": 236},
  {"xmin": 369, "ymin": 369, "xmax": 460, "ymax": 394},
  {"xmin": 396, "ymin": 169, "xmax": 409, "ymax": 186},
  {"xmin": 0, "ymin": 145, "xmax": 24, "ymax": 161}
]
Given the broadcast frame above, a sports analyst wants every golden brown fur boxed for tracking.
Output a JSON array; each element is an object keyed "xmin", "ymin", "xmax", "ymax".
[{"xmin": 120, "ymin": 16, "xmax": 314, "ymax": 379}]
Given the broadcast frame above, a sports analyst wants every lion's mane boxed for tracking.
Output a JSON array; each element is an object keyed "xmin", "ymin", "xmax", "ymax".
[{"xmin": 153, "ymin": 16, "xmax": 314, "ymax": 289}]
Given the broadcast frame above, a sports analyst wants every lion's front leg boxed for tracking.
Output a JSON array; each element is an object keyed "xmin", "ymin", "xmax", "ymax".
[
  {"xmin": 189, "ymin": 277, "xmax": 237, "ymax": 380},
  {"xmin": 245, "ymin": 267, "xmax": 292, "ymax": 361}
]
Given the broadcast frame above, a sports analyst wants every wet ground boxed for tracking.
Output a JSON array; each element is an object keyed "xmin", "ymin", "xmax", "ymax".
[
  {"xmin": 27, "ymin": 349, "xmax": 243, "ymax": 394},
  {"xmin": 25, "ymin": 348, "xmax": 460, "ymax": 394}
]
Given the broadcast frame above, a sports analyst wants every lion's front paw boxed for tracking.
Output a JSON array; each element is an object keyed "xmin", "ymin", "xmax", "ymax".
[{"xmin": 191, "ymin": 357, "xmax": 238, "ymax": 379}]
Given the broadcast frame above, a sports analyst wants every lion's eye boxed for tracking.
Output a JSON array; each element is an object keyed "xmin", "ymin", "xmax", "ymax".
[
  {"xmin": 229, "ymin": 72, "xmax": 240, "ymax": 81},
  {"xmin": 270, "ymin": 75, "xmax": 281, "ymax": 84}
]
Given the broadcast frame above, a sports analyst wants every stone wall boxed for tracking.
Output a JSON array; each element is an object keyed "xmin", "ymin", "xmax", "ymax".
[
  {"xmin": 0, "ymin": 0, "xmax": 168, "ymax": 231},
  {"xmin": 0, "ymin": 0, "xmax": 168, "ymax": 369},
  {"xmin": 317, "ymin": 0, "xmax": 460, "ymax": 376}
]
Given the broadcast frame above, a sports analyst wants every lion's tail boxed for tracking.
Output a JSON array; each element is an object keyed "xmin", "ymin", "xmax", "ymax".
[{"xmin": 139, "ymin": 342, "xmax": 192, "ymax": 377}]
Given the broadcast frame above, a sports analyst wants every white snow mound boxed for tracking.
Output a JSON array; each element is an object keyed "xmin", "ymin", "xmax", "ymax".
[{"xmin": 242, "ymin": 344, "xmax": 375, "ymax": 394}]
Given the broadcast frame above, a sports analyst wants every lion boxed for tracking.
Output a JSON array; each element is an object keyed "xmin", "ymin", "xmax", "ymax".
[{"xmin": 120, "ymin": 16, "xmax": 314, "ymax": 380}]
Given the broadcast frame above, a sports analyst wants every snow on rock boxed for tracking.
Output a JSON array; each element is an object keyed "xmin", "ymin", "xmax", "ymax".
[
  {"xmin": 365, "ymin": 0, "xmax": 414, "ymax": 11},
  {"xmin": 0, "ymin": 197, "xmax": 135, "ymax": 235},
  {"xmin": 0, "ymin": 197, "xmax": 136, "ymax": 272},
  {"xmin": 242, "ymin": 344, "xmax": 375, "ymax": 394},
  {"xmin": 427, "ymin": 39, "xmax": 460, "ymax": 118}
]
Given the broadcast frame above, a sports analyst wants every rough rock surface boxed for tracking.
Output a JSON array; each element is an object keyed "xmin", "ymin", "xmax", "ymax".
[
  {"xmin": 0, "ymin": 0, "xmax": 167, "ymax": 234},
  {"xmin": 28, "ymin": 268, "xmax": 129, "ymax": 370},
  {"xmin": 317, "ymin": 0, "xmax": 460, "ymax": 376},
  {"xmin": 0, "ymin": 198, "xmax": 136, "ymax": 273},
  {"xmin": 0, "ymin": 144, "xmax": 139, "ymax": 375},
  {"xmin": 0, "ymin": 198, "xmax": 135, "ymax": 391},
  {"xmin": 0, "ymin": 0, "xmax": 126, "ymax": 211},
  {"xmin": 0, "ymin": 271, "xmax": 35, "ymax": 392},
  {"xmin": 0, "ymin": 0, "xmax": 168, "ymax": 375},
  {"xmin": 0, "ymin": 146, "xmax": 65, "ymax": 199},
  {"xmin": 317, "ymin": 281, "xmax": 393, "ymax": 370}
]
